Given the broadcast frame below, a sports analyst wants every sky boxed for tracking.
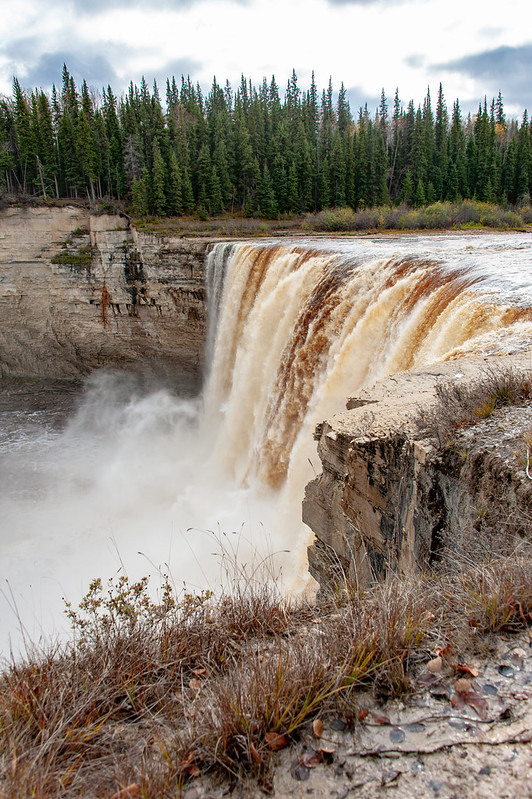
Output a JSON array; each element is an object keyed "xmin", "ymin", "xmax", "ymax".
[{"xmin": 1, "ymin": 0, "xmax": 532, "ymax": 117}]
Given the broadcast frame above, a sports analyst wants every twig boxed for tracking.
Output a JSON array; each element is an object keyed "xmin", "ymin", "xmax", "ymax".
[{"xmin": 348, "ymin": 728, "xmax": 531, "ymax": 758}]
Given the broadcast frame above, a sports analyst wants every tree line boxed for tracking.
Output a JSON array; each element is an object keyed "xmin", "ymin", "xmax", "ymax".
[{"xmin": 1, "ymin": 66, "xmax": 531, "ymax": 217}]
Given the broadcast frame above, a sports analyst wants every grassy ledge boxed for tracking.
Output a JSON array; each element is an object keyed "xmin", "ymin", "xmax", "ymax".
[{"xmin": 1, "ymin": 553, "xmax": 532, "ymax": 797}]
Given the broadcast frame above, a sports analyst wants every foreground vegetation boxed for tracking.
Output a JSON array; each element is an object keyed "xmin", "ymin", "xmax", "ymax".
[
  {"xmin": 1, "ymin": 549, "xmax": 531, "ymax": 798},
  {"xmin": 2, "ymin": 66, "xmax": 532, "ymax": 222}
]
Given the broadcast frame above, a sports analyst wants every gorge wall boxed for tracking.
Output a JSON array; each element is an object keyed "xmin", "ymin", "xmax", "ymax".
[
  {"xmin": 0, "ymin": 205, "xmax": 208, "ymax": 387},
  {"xmin": 2, "ymin": 208, "xmax": 531, "ymax": 593},
  {"xmin": 304, "ymin": 351, "xmax": 532, "ymax": 589}
]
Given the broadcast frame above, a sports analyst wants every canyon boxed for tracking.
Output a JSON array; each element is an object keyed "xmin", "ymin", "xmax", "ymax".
[{"xmin": 1, "ymin": 205, "xmax": 531, "ymax": 613}]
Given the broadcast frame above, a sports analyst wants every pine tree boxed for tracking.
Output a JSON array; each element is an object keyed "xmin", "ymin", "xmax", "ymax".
[
  {"xmin": 12, "ymin": 78, "xmax": 37, "ymax": 192},
  {"xmin": 166, "ymin": 150, "xmax": 183, "ymax": 216},
  {"xmin": 150, "ymin": 138, "xmax": 166, "ymax": 215}
]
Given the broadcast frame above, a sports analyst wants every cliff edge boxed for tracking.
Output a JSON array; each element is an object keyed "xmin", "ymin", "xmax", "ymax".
[
  {"xmin": 304, "ymin": 351, "xmax": 532, "ymax": 589},
  {"xmin": 0, "ymin": 205, "xmax": 208, "ymax": 386}
]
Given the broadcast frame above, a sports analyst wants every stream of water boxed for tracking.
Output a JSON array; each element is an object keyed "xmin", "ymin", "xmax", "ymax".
[{"xmin": 1, "ymin": 232, "xmax": 532, "ymax": 656}]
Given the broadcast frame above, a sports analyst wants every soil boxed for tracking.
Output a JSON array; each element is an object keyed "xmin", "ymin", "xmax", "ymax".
[{"xmin": 183, "ymin": 632, "xmax": 532, "ymax": 799}]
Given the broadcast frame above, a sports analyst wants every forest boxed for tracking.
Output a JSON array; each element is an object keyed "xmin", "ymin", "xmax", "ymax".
[{"xmin": 1, "ymin": 65, "xmax": 531, "ymax": 220}]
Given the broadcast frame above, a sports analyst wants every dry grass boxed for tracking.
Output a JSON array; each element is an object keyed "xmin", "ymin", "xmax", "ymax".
[
  {"xmin": 1, "ymin": 552, "xmax": 532, "ymax": 798},
  {"xmin": 417, "ymin": 367, "xmax": 532, "ymax": 449}
]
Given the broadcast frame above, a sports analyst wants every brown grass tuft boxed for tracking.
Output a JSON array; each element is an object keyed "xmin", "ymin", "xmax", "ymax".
[{"xmin": 1, "ymin": 553, "xmax": 532, "ymax": 796}]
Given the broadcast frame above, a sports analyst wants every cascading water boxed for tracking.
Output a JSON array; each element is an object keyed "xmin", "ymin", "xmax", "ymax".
[{"xmin": 1, "ymin": 232, "xmax": 532, "ymax": 655}]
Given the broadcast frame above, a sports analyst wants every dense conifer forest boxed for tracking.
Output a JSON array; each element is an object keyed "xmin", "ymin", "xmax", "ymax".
[{"xmin": 1, "ymin": 66, "xmax": 531, "ymax": 219}]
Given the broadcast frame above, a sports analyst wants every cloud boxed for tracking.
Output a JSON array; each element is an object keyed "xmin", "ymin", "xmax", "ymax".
[
  {"xmin": 69, "ymin": 0, "xmax": 247, "ymax": 11},
  {"xmin": 13, "ymin": 51, "xmax": 122, "ymax": 92},
  {"xmin": 345, "ymin": 85, "xmax": 381, "ymax": 114},
  {"xmin": 434, "ymin": 43, "xmax": 532, "ymax": 110},
  {"xmin": 324, "ymin": 0, "xmax": 409, "ymax": 5}
]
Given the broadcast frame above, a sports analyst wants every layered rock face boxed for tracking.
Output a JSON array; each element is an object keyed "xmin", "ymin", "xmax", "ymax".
[
  {"xmin": 0, "ymin": 206, "xmax": 207, "ymax": 387},
  {"xmin": 304, "ymin": 351, "xmax": 532, "ymax": 589}
]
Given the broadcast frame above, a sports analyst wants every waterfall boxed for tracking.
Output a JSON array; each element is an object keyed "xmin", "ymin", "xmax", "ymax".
[
  {"xmin": 203, "ymin": 238, "xmax": 531, "ymax": 490},
  {"xmin": 1, "ymin": 233, "xmax": 531, "ymax": 653}
]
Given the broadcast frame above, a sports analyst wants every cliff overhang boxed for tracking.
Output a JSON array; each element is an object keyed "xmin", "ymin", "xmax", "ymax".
[{"xmin": 303, "ymin": 352, "xmax": 532, "ymax": 590}]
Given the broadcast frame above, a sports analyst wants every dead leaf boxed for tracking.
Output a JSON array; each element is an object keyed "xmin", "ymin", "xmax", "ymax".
[
  {"xmin": 463, "ymin": 691, "xmax": 488, "ymax": 720},
  {"xmin": 371, "ymin": 712, "xmax": 391, "ymax": 725},
  {"xmin": 300, "ymin": 750, "xmax": 322, "ymax": 768},
  {"xmin": 435, "ymin": 643, "xmax": 454, "ymax": 659},
  {"xmin": 454, "ymin": 678, "xmax": 472, "ymax": 695},
  {"xmin": 418, "ymin": 672, "xmax": 439, "ymax": 687},
  {"xmin": 250, "ymin": 742, "xmax": 264, "ymax": 765},
  {"xmin": 111, "ymin": 785, "xmax": 140, "ymax": 799},
  {"xmin": 265, "ymin": 732, "xmax": 289, "ymax": 751},
  {"xmin": 427, "ymin": 656, "xmax": 443, "ymax": 673},
  {"xmin": 358, "ymin": 707, "xmax": 369, "ymax": 721},
  {"xmin": 188, "ymin": 678, "xmax": 202, "ymax": 692},
  {"xmin": 312, "ymin": 719, "xmax": 324, "ymax": 738},
  {"xmin": 192, "ymin": 668, "xmax": 207, "ymax": 676},
  {"xmin": 178, "ymin": 751, "xmax": 201, "ymax": 778},
  {"xmin": 454, "ymin": 663, "xmax": 480, "ymax": 678},
  {"xmin": 450, "ymin": 692, "xmax": 465, "ymax": 709},
  {"xmin": 381, "ymin": 769, "xmax": 401, "ymax": 786}
]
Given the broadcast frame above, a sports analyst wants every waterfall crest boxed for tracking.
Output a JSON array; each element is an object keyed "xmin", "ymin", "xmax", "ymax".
[{"xmin": 203, "ymin": 239, "xmax": 532, "ymax": 496}]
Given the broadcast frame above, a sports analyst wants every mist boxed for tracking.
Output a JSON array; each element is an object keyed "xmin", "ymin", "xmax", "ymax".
[{"xmin": 0, "ymin": 370, "xmax": 288, "ymax": 657}]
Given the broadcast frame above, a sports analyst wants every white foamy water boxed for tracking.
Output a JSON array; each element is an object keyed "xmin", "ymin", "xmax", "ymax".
[{"xmin": 1, "ymin": 232, "xmax": 532, "ymax": 656}]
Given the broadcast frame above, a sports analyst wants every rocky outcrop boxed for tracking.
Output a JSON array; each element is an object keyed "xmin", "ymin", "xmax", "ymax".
[
  {"xmin": 304, "ymin": 351, "xmax": 532, "ymax": 589},
  {"xmin": 0, "ymin": 206, "xmax": 208, "ymax": 387}
]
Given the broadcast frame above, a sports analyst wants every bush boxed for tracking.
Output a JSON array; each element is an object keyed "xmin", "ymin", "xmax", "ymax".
[{"xmin": 304, "ymin": 201, "xmax": 524, "ymax": 234}]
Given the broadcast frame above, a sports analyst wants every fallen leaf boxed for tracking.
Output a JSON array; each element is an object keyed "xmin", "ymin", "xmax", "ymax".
[
  {"xmin": 450, "ymin": 692, "xmax": 465, "ymax": 709},
  {"xmin": 312, "ymin": 719, "xmax": 324, "ymax": 738},
  {"xmin": 250, "ymin": 742, "xmax": 264, "ymax": 765},
  {"xmin": 265, "ymin": 732, "xmax": 289, "ymax": 751},
  {"xmin": 300, "ymin": 750, "xmax": 322, "ymax": 768},
  {"xmin": 454, "ymin": 678, "xmax": 472, "ymax": 696},
  {"xmin": 463, "ymin": 691, "xmax": 488, "ymax": 720},
  {"xmin": 454, "ymin": 663, "xmax": 480, "ymax": 678},
  {"xmin": 435, "ymin": 643, "xmax": 454, "ymax": 659},
  {"xmin": 188, "ymin": 678, "xmax": 202, "ymax": 692},
  {"xmin": 358, "ymin": 707, "xmax": 369, "ymax": 721},
  {"xmin": 192, "ymin": 668, "xmax": 207, "ymax": 676},
  {"xmin": 381, "ymin": 769, "xmax": 401, "ymax": 786},
  {"xmin": 111, "ymin": 785, "xmax": 140, "ymax": 799},
  {"xmin": 427, "ymin": 656, "xmax": 443, "ymax": 673},
  {"xmin": 418, "ymin": 672, "xmax": 439, "ymax": 687},
  {"xmin": 178, "ymin": 751, "xmax": 201, "ymax": 778},
  {"xmin": 371, "ymin": 712, "xmax": 391, "ymax": 725}
]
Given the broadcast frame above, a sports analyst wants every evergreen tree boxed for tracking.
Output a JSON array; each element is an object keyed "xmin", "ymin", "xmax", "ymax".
[{"xmin": 150, "ymin": 138, "xmax": 166, "ymax": 215}]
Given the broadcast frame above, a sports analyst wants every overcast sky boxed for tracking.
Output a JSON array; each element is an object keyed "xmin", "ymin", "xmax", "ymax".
[{"xmin": 1, "ymin": 0, "xmax": 531, "ymax": 117}]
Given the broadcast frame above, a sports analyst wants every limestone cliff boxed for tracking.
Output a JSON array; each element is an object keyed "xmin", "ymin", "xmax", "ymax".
[
  {"xmin": 304, "ymin": 351, "xmax": 532, "ymax": 589},
  {"xmin": 0, "ymin": 206, "xmax": 208, "ymax": 386}
]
